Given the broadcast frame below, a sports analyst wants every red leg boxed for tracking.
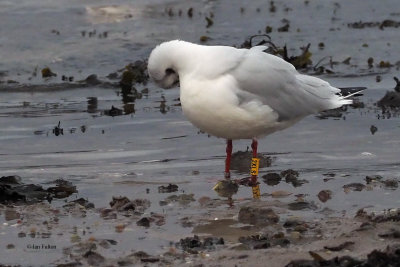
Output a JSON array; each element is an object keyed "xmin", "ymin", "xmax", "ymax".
[
  {"xmin": 225, "ymin": 139, "xmax": 232, "ymax": 179},
  {"xmin": 250, "ymin": 139, "xmax": 258, "ymax": 185}
]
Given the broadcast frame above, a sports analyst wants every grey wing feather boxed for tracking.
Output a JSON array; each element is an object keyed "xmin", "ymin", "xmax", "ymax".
[{"xmin": 231, "ymin": 49, "xmax": 347, "ymax": 121}]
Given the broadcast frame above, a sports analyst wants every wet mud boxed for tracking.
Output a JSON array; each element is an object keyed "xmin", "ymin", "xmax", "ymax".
[{"xmin": 1, "ymin": 0, "xmax": 400, "ymax": 266}]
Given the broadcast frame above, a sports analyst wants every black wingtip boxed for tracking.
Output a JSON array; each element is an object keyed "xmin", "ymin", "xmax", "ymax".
[{"xmin": 338, "ymin": 87, "xmax": 367, "ymax": 97}]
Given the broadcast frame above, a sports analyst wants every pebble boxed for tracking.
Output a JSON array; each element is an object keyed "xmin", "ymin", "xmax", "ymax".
[
  {"xmin": 238, "ymin": 206, "xmax": 279, "ymax": 226},
  {"xmin": 290, "ymin": 231, "xmax": 302, "ymax": 240}
]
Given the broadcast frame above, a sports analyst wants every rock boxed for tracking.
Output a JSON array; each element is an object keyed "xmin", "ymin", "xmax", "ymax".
[
  {"xmin": 104, "ymin": 105, "xmax": 123, "ymax": 116},
  {"xmin": 115, "ymin": 224, "xmax": 125, "ymax": 233},
  {"xmin": 272, "ymin": 238, "xmax": 290, "ymax": 247},
  {"xmin": 238, "ymin": 235, "xmax": 270, "ymax": 249},
  {"xmin": 290, "ymin": 231, "xmax": 302, "ymax": 240},
  {"xmin": 343, "ymin": 183, "xmax": 366, "ymax": 192},
  {"xmin": 317, "ymin": 190, "xmax": 332, "ymax": 203},
  {"xmin": 41, "ymin": 67, "xmax": 57, "ymax": 78},
  {"xmin": 365, "ymin": 175, "xmax": 384, "ymax": 184},
  {"xmin": 176, "ymin": 235, "xmax": 224, "ymax": 254},
  {"xmin": 69, "ymin": 198, "xmax": 95, "ymax": 209},
  {"xmin": 230, "ymin": 151, "xmax": 272, "ymax": 173},
  {"xmin": 137, "ymin": 217, "xmax": 151, "ymax": 227},
  {"xmin": 47, "ymin": 179, "xmax": 77, "ymax": 198},
  {"xmin": 283, "ymin": 218, "xmax": 305, "ymax": 228},
  {"xmin": 141, "ymin": 258, "xmax": 160, "ymax": 263},
  {"xmin": 131, "ymin": 199, "xmax": 151, "ymax": 213},
  {"xmin": 383, "ymin": 179, "xmax": 398, "ymax": 189},
  {"xmin": 356, "ymin": 222, "xmax": 375, "ymax": 231},
  {"xmin": 158, "ymin": 184, "xmax": 178, "ymax": 193},
  {"xmin": 370, "ymin": 125, "xmax": 378, "ymax": 135},
  {"xmin": 18, "ymin": 232, "xmax": 26, "ymax": 238},
  {"xmin": 281, "ymin": 169, "xmax": 307, "ymax": 187},
  {"xmin": 378, "ymin": 229, "xmax": 400, "ymax": 238},
  {"xmin": 294, "ymin": 225, "xmax": 308, "ymax": 233},
  {"xmin": 99, "ymin": 208, "xmax": 116, "ymax": 219},
  {"xmin": 288, "ymin": 201, "xmax": 317, "ymax": 211},
  {"xmin": 281, "ymin": 169, "xmax": 299, "ymax": 178},
  {"xmin": 317, "ymin": 107, "xmax": 344, "ymax": 119},
  {"xmin": 377, "ymin": 91, "xmax": 400, "ymax": 108},
  {"xmin": 1, "ymin": 176, "xmax": 75, "ymax": 204},
  {"xmin": 98, "ymin": 239, "xmax": 117, "ymax": 249},
  {"xmin": 84, "ymin": 74, "xmax": 101, "ymax": 85},
  {"xmin": 83, "ymin": 250, "xmax": 105, "ymax": 266},
  {"xmin": 212, "ymin": 180, "xmax": 238, "ymax": 197},
  {"xmin": 287, "ymin": 244, "xmax": 400, "ymax": 266},
  {"xmin": 109, "ymin": 196, "xmax": 134, "ymax": 211},
  {"xmin": 262, "ymin": 173, "xmax": 282, "ymax": 186},
  {"xmin": 132, "ymin": 251, "xmax": 150, "ymax": 258},
  {"xmin": 4, "ymin": 208, "xmax": 20, "ymax": 221},
  {"xmin": 238, "ymin": 206, "xmax": 279, "ymax": 226},
  {"xmin": 0, "ymin": 176, "xmax": 21, "ymax": 184},
  {"xmin": 324, "ymin": 241, "xmax": 355, "ymax": 251}
]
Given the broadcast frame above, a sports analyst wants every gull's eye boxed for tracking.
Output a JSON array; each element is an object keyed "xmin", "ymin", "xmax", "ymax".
[{"xmin": 165, "ymin": 68, "xmax": 176, "ymax": 75}]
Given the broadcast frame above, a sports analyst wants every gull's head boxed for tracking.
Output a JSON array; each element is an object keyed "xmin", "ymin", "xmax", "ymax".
[{"xmin": 147, "ymin": 40, "xmax": 184, "ymax": 89}]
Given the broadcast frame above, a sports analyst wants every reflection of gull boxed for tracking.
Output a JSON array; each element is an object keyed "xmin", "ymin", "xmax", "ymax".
[
  {"xmin": 148, "ymin": 40, "xmax": 360, "ymax": 186},
  {"xmin": 86, "ymin": 5, "xmax": 137, "ymax": 24}
]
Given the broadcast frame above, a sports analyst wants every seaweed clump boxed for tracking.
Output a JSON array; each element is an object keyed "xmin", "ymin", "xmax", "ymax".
[{"xmin": 240, "ymin": 35, "xmax": 312, "ymax": 70}]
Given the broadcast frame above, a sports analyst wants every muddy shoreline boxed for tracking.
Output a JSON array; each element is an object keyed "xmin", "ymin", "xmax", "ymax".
[{"xmin": 1, "ymin": 0, "xmax": 400, "ymax": 266}]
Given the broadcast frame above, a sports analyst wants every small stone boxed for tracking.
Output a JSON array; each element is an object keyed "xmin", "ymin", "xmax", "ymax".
[
  {"xmin": 317, "ymin": 190, "xmax": 332, "ymax": 203},
  {"xmin": 200, "ymin": 36, "xmax": 210, "ymax": 43},
  {"xmin": 273, "ymin": 232, "xmax": 285, "ymax": 239},
  {"xmin": 272, "ymin": 238, "xmax": 290, "ymax": 247},
  {"xmin": 262, "ymin": 173, "xmax": 282, "ymax": 186},
  {"xmin": 343, "ymin": 183, "xmax": 366, "ymax": 192},
  {"xmin": 370, "ymin": 125, "xmax": 378, "ymax": 135},
  {"xmin": 158, "ymin": 184, "xmax": 178, "ymax": 193},
  {"xmin": 4, "ymin": 209, "xmax": 20, "ymax": 221},
  {"xmin": 288, "ymin": 201, "xmax": 316, "ymax": 211},
  {"xmin": 383, "ymin": 179, "xmax": 398, "ymax": 188},
  {"xmin": 115, "ymin": 224, "xmax": 125, "ymax": 233},
  {"xmin": 6, "ymin": 244, "xmax": 15, "ymax": 249},
  {"xmin": 365, "ymin": 175, "xmax": 384, "ymax": 184},
  {"xmin": 70, "ymin": 234, "xmax": 81, "ymax": 243},
  {"xmin": 290, "ymin": 231, "xmax": 301, "ymax": 240},
  {"xmin": 283, "ymin": 218, "xmax": 304, "ymax": 228},
  {"xmin": 238, "ymin": 235, "xmax": 270, "ymax": 249},
  {"xmin": 84, "ymin": 250, "xmax": 105, "ymax": 266},
  {"xmin": 238, "ymin": 206, "xmax": 279, "ymax": 226},
  {"xmin": 18, "ymin": 232, "xmax": 26, "ymax": 238},
  {"xmin": 294, "ymin": 225, "xmax": 308, "ymax": 233},
  {"xmin": 41, "ymin": 67, "xmax": 57, "ymax": 78},
  {"xmin": 137, "ymin": 217, "xmax": 151, "ymax": 227},
  {"xmin": 141, "ymin": 258, "xmax": 160, "ymax": 263}
]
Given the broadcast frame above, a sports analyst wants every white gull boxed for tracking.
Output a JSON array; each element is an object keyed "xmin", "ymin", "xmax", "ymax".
[{"xmin": 147, "ymin": 40, "xmax": 358, "ymax": 183}]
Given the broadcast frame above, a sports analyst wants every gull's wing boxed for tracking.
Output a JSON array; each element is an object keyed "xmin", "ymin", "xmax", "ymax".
[{"xmin": 230, "ymin": 48, "xmax": 349, "ymax": 121}]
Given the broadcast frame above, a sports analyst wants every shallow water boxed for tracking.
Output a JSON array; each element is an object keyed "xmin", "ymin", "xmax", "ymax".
[{"xmin": 1, "ymin": 0, "xmax": 400, "ymax": 265}]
